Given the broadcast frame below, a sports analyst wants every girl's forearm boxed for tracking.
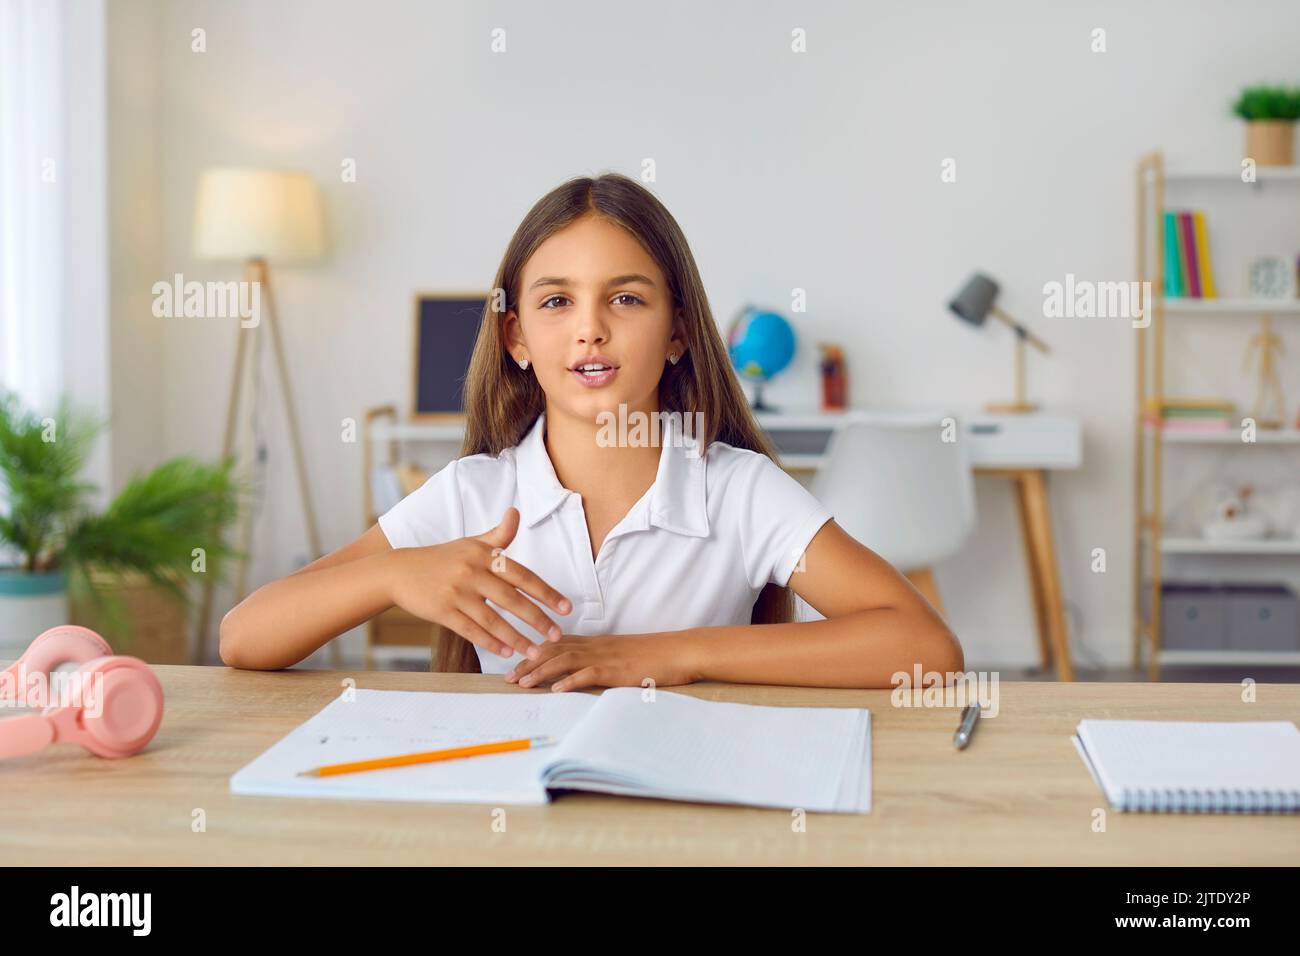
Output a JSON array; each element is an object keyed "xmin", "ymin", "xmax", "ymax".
[
  {"xmin": 681, "ymin": 607, "xmax": 964, "ymax": 689},
  {"xmin": 219, "ymin": 550, "xmax": 399, "ymax": 670}
]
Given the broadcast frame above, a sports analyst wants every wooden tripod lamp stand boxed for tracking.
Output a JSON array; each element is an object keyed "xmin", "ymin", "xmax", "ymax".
[
  {"xmin": 949, "ymin": 272, "xmax": 1051, "ymax": 413},
  {"xmin": 191, "ymin": 168, "xmax": 332, "ymax": 664}
]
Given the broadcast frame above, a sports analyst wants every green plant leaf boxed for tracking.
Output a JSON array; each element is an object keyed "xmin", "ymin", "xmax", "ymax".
[
  {"xmin": 1232, "ymin": 85, "xmax": 1300, "ymax": 121},
  {"xmin": 0, "ymin": 393, "xmax": 100, "ymax": 570},
  {"xmin": 1, "ymin": 389, "xmax": 244, "ymax": 642}
]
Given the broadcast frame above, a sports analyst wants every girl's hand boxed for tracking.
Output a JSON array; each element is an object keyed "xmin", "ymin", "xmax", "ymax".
[
  {"xmin": 503, "ymin": 632, "xmax": 702, "ymax": 692},
  {"xmin": 386, "ymin": 507, "xmax": 572, "ymax": 662}
]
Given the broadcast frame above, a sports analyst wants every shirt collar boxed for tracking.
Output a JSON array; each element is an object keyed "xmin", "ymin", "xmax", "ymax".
[{"xmin": 513, "ymin": 410, "xmax": 709, "ymax": 538}]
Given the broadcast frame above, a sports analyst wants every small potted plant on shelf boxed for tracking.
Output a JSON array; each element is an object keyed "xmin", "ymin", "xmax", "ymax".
[
  {"xmin": 1232, "ymin": 85, "xmax": 1300, "ymax": 167},
  {"xmin": 0, "ymin": 390, "xmax": 240, "ymax": 658}
]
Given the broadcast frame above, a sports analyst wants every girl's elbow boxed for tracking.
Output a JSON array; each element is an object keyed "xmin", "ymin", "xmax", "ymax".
[
  {"xmin": 902, "ymin": 603, "xmax": 964, "ymax": 676},
  {"xmin": 929, "ymin": 621, "xmax": 965, "ymax": 676},
  {"xmin": 219, "ymin": 609, "xmax": 264, "ymax": 670}
]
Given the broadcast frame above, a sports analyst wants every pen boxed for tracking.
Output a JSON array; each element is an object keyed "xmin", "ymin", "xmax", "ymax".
[
  {"xmin": 297, "ymin": 735, "xmax": 558, "ymax": 778},
  {"xmin": 953, "ymin": 704, "xmax": 980, "ymax": 750}
]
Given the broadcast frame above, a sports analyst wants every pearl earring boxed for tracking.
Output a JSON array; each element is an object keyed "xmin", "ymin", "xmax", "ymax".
[
  {"xmin": 668, "ymin": 353, "xmax": 680, "ymax": 365},
  {"xmin": 518, "ymin": 358, "xmax": 529, "ymax": 370}
]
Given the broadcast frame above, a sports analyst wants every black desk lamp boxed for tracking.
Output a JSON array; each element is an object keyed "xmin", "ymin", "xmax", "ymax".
[{"xmin": 949, "ymin": 272, "xmax": 1051, "ymax": 413}]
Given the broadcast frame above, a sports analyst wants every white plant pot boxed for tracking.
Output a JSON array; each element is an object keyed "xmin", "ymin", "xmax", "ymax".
[{"xmin": 0, "ymin": 570, "xmax": 70, "ymax": 659}]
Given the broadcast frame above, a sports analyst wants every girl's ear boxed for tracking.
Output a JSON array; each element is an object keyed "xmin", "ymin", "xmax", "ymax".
[
  {"xmin": 503, "ymin": 309, "xmax": 530, "ymax": 366},
  {"xmin": 669, "ymin": 312, "xmax": 689, "ymax": 358},
  {"xmin": 503, "ymin": 308, "xmax": 523, "ymax": 350}
]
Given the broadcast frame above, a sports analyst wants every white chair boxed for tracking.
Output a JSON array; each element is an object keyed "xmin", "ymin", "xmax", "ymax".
[{"xmin": 809, "ymin": 414, "xmax": 976, "ymax": 614}]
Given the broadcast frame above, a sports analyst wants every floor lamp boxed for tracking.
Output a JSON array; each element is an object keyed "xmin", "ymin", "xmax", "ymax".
[{"xmin": 191, "ymin": 168, "xmax": 337, "ymax": 665}]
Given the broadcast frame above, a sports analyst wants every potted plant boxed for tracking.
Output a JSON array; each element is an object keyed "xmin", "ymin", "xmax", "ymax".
[
  {"xmin": 1232, "ymin": 85, "xmax": 1300, "ymax": 166},
  {"xmin": 0, "ymin": 391, "xmax": 240, "ymax": 658}
]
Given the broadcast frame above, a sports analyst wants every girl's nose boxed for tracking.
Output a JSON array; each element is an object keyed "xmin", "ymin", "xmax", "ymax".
[{"xmin": 573, "ymin": 304, "xmax": 611, "ymax": 344}]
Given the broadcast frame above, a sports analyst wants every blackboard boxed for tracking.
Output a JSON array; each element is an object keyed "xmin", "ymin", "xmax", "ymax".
[{"xmin": 411, "ymin": 293, "xmax": 487, "ymax": 419}]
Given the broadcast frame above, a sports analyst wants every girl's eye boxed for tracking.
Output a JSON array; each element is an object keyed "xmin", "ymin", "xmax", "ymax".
[{"xmin": 539, "ymin": 293, "xmax": 643, "ymax": 308}]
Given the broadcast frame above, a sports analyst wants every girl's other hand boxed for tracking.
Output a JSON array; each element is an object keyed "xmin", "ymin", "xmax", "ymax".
[
  {"xmin": 386, "ymin": 507, "xmax": 572, "ymax": 661},
  {"xmin": 504, "ymin": 632, "xmax": 701, "ymax": 692}
]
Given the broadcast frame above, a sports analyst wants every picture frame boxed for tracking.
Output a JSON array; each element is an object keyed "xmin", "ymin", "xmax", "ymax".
[
  {"xmin": 1245, "ymin": 256, "xmax": 1296, "ymax": 300},
  {"xmin": 409, "ymin": 292, "xmax": 489, "ymax": 422}
]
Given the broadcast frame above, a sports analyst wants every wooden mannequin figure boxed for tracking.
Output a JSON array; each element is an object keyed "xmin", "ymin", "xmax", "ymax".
[{"xmin": 1244, "ymin": 316, "xmax": 1285, "ymax": 429}]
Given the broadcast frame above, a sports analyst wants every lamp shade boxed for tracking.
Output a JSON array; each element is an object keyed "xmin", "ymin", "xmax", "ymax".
[
  {"xmin": 192, "ymin": 168, "xmax": 326, "ymax": 262},
  {"xmin": 949, "ymin": 272, "xmax": 999, "ymax": 326}
]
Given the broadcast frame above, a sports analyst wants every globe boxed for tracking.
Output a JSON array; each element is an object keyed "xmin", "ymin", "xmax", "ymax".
[{"xmin": 727, "ymin": 307, "xmax": 796, "ymax": 410}]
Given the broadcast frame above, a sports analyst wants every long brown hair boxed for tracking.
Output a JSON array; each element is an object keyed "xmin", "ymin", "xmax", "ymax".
[{"xmin": 434, "ymin": 173, "xmax": 793, "ymax": 672}]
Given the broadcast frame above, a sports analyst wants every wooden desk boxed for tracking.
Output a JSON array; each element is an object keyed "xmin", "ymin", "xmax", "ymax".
[{"xmin": 4, "ymin": 666, "xmax": 1296, "ymax": 865}]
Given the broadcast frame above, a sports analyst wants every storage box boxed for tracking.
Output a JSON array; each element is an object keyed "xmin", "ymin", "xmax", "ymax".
[
  {"xmin": 1155, "ymin": 582, "xmax": 1227, "ymax": 650},
  {"xmin": 1225, "ymin": 584, "xmax": 1300, "ymax": 651}
]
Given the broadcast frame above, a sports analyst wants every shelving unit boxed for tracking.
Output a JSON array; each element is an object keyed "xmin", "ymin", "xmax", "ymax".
[
  {"xmin": 1133, "ymin": 151, "xmax": 1300, "ymax": 677},
  {"xmin": 1163, "ymin": 297, "xmax": 1300, "ymax": 314},
  {"xmin": 360, "ymin": 406, "xmax": 463, "ymax": 668}
]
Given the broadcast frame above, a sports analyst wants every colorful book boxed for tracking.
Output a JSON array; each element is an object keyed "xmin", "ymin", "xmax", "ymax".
[
  {"xmin": 1162, "ymin": 212, "xmax": 1184, "ymax": 297},
  {"xmin": 1172, "ymin": 422, "xmax": 1231, "ymax": 431},
  {"xmin": 1161, "ymin": 413, "xmax": 1230, "ymax": 422},
  {"xmin": 1142, "ymin": 396, "xmax": 1233, "ymax": 413},
  {"xmin": 1146, "ymin": 418, "xmax": 1231, "ymax": 431},
  {"xmin": 1178, "ymin": 212, "xmax": 1201, "ymax": 297},
  {"xmin": 1192, "ymin": 210, "xmax": 1216, "ymax": 298}
]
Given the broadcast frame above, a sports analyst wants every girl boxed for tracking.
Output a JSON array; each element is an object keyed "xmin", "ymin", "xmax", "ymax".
[{"xmin": 220, "ymin": 174, "xmax": 963, "ymax": 689}]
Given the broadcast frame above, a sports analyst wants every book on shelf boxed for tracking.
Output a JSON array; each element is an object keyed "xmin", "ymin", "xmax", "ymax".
[
  {"xmin": 1192, "ymin": 210, "xmax": 1216, "ymax": 297},
  {"xmin": 1163, "ymin": 212, "xmax": 1184, "ymax": 298},
  {"xmin": 1144, "ymin": 417, "xmax": 1231, "ymax": 431},
  {"xmin": 1161, "ymin": 209, "xmax": 1216, "ymax": 300},
  {"xmin": 1141, "ymin": 396, "xmax": 1234, "ymax": 429},
  {"xmin": 1178, "ymin": 212, "xmax": 1201, "ymax": 297}
]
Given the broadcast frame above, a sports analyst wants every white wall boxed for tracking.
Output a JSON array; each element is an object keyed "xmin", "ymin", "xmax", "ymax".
[
  {"xmin": 108, "ymin": 0, "xmax": 165, "ymax": 492},
  {"xmin": 106, "ymin": 0, "xmax": 1300, "ymax": 667}
]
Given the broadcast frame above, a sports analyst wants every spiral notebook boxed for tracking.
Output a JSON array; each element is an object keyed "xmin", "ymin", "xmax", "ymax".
[
  {"xmin": 230, "ymin": 688, "xmax": 872, "ymax": 814},
  {"xmin": 1072, "ymin": 720, "xmax": 1300, "ymax": 814}
]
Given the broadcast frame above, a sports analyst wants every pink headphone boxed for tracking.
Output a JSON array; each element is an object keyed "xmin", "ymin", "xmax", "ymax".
[{"xmin": 0, "ymin": 625, "xmax": 163, "ymax": 760}]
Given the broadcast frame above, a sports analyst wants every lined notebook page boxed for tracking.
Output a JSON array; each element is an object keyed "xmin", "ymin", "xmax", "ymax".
[
  {"xmin": 230, "ymin": 690, "xmax": 598, "ymax": 805},
  {"xmin": 541, "ymin": 688, "xmax": 871, "ymax": 813},
  {"xmin": 1075, "ymin": 720, "xmax": 1300, "ymax": 812}
]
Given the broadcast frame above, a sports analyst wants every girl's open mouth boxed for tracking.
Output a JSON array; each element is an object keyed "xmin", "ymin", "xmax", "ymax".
[{"xmin": 570, "ymin": 364, "xmax": 619, "ymax": 388}]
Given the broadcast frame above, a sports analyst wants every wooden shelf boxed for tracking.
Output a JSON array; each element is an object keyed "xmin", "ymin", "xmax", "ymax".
[
  {"xmin": 1134, "ymin": 150, "xmax": 1300, "ymax": 679},
  {"xmin": 1145, "ymin": 424, "xmax": 1300, "ymax": 443},
  {"xmin": 1158, "ymin": 649, "xmax": 1300, "ymax": 666},
  {"xmin": 1162, "ymin": 297, "xmax": 1300, "ymax": 314},
  {"xmin": 1143, "ymin": 164, "xmax": 1300, "ymax": 183},
  {"xmin": 369, "ymin": 422, "xmax": 466, "ymax": 442},
  {"xmin": 1159, "ymin": 536, "xmax": 1300, "ymax": 555}
]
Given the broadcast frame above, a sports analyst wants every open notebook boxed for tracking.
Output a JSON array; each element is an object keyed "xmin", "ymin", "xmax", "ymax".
[
  {"xmin": 231, "ymin": 688, "xmax": 872, "ymax": 813},
  {"xmin": 1073, "ymin": 720, "xmax": 1300, "ymax": 814}
]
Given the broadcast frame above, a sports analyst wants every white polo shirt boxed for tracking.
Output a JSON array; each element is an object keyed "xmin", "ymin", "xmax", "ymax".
[{"xmin": 378, "ymin": 410, "xmax": 833, "ymax": 674}]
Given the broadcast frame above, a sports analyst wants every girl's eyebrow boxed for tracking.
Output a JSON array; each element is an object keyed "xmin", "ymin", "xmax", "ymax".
[{"xmin": 528, "ymin": 274, "xmax": 657, "ymax": 291}]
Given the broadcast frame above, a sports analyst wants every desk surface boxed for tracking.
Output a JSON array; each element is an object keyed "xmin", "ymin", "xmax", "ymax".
[
  {"xmin": 370, "ymin": 411, "xmax": 1083, "ymax": 472},
  {"xmin": 4, "ymin": 667, "xmax": 1296, "ymax": 865}
]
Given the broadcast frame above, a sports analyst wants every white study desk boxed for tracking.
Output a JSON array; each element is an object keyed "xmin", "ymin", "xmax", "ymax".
[{"xmin": 754, "ymin": 409, "xmax": 1082, "ymax": 680}]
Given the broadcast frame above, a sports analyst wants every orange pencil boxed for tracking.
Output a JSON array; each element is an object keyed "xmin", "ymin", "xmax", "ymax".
[{"xmin": 297, "ymin": 735, "xmax": 558, "ymax": 778}]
